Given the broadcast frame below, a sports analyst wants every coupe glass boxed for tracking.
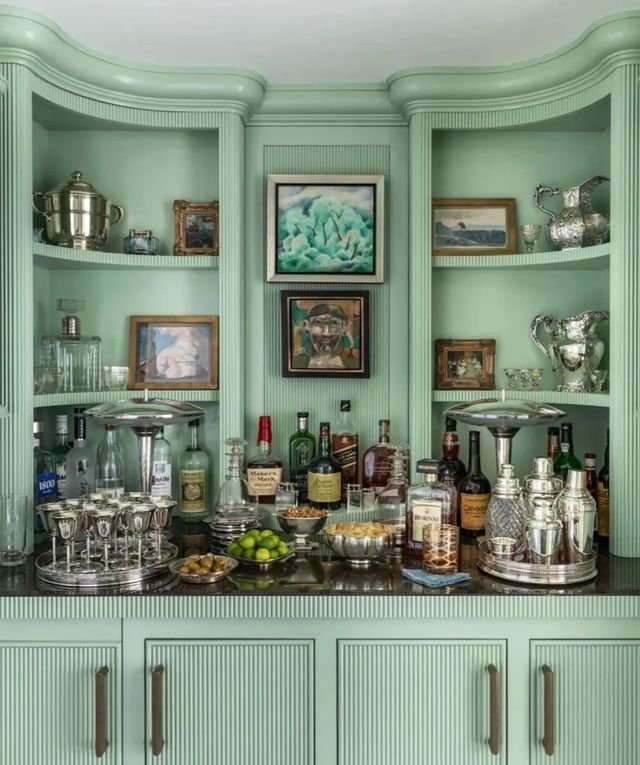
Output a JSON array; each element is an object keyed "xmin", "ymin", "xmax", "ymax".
[{"xmin": 519, "ymin": 224, "xmax": 541, "ymax": 253}]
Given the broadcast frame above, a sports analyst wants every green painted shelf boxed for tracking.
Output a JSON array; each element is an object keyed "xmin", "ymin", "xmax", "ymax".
[
  {"xmin": 34, "ymin": 389, "xmax": 220, "ymax": 407},
  {"xmin": 432, "ymin": 243, "xmax": 609, "ymax": 270},
  {"xmin": 432, "ymin": 389, "xmax": 610, "ymax": 407},
  {"xmin": 33, "ymin": 242, "xmax": 220, "ymax": 271}
]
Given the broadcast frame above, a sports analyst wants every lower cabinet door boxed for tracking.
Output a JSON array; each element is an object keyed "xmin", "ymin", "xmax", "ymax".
[
  {"xmin": 145, "ymin": 639, "xmax": 314, "ymax": 765},
  {"xmin": 338, "ymin": 639, "xmax": 507, "ymax": 765},
  {"xmin": 0, "ymin": 643, "xmax": 121, "ymax": 765},
  {"xmin": 531, "ymin": 640, "xmax": 640, "ymax": 765}
]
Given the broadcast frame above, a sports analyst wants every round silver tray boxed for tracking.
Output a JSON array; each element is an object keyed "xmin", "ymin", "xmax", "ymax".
[
  {"xmin": 477, "ymin": 540, "xmax": 597, "ymax": 585},
  {"xmin": 35, "ymin": 542, "xmax": 179, "ymax": 589}
]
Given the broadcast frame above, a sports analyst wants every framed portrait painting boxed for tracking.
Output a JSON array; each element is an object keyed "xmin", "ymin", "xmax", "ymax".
[
  {"xmin": 435, "ymin": 339, "xmax": 496, "ymax": 390},
  {"xmin": 128, "ymin": 315, "xmax": 219, "ymax": 389},
  {"xmin": 432, "ymin": 198, "xmax": 517, "ymax": 256},
  {"xmin": 173, "ymin": 200, "xmax": 219, "ymax": 256},
  {"xmin": 267, "ymin": 174, "xmax": 384, "ymax": 283},
  {"xmin": 281, "ymin": 291, "xmax": 370, "ymax": 378}
]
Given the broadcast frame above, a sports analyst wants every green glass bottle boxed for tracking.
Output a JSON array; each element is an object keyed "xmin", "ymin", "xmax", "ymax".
[
  {"xmin": 289, "ymin": 412, "xmax": 316, "ymax": 503},
  {"xmin": 553, "ymin": 422, "xmax": 582, "ymax": 482}
]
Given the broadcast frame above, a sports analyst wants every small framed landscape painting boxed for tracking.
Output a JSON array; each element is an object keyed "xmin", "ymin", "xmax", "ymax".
[
  {"xmin": 435, "ymin": 339, "xmax": 496, "ymax": 390},
  {"xmin": 128, "ymin": 315, "xmax": 219, "ymax": 389},
  {"xmin": 432, "ymin": 198, "xmax": 516, "ymax": 256},
  {"xmin": 267, "ymin": 174, "xmax": 384, "ymax": 283},
  {"xmin": 173, "ymin": 200, "xmax": 219, "ymax": 256},
  {"xmin": 281, "ymin": 291, "xmax": 370, "ymax": 378}
]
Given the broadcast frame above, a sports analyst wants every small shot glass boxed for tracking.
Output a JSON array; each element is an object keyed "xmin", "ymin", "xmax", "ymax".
[
  {"xmin": 275, "ymin": 482, "xmax": 298, "ymax": 508},
  {"xmin": 518, "ymin": 368, "xmax": 531, "ymax": 390},
  {"xmin": 529, "ymin": 368, "xmax": 544, "ymax": 388},
  {"xmin": 504, "ymin": 368, "xmax": 518, "ymax": 389},
  {"xmin": 346, "ymin": 484, "xmax": 362, "ymax": 512},
  {"xmin": 490, "ymin": 536, "xmax": 517, "ymax": 559},
  {"xmin": 422, "ymin": 523, "xmax": 459, "ymax": 573},
  {"xmin": 361, "ymin": 488, "xmax": 377, "ymax": 510}
]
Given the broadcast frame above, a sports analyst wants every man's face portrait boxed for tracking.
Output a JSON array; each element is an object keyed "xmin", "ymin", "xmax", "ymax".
[{"xmin": 305, "ymin": 305, "xmax": 348, "ymax": 360}]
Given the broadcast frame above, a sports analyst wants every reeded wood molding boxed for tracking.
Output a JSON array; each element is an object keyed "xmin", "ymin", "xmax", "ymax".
[
  {"xmin": 388, "ymin": 11, "xmax": 640, "ymax": 113},
  {"xmin": 0, "ymin": 7, "xmax": 266, "ymax": 117}
]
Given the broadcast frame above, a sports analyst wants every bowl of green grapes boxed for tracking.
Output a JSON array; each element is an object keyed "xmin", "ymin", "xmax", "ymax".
[{"xmin": 226, "ymin": 528, "xmax": 294, "ymax": 570}]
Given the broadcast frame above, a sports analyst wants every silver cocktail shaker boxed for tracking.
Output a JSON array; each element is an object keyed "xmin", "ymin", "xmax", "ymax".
[
  {"xmin": 555, "ymin": 469, "xmax": 597, "ymax": 563},
  {"xmin": 523, "ymin": 457, "xmax": 563, "ymax": 509},
  {"xmin": 526, "ymin": 496, "xmax": 562, "ymax": 565}
]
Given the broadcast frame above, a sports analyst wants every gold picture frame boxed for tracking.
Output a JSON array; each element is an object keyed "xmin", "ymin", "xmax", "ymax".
[
  {"xmin": 432, "ymin": 198, "xmax": 517, "ymax": 256},
  {"xmin": 173, "ymin": 200, "xmax": 219, "ymax": 256},
  {"xmin": 435, "ymin": 338, "xmax": 496, "ymax": 390}
]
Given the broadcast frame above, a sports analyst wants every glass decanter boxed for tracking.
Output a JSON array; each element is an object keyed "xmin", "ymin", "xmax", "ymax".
[
  {"xmin": 40, "ymin": 299, "xmax": 102, "ymax": 392},
  {"xmin": 485, "ymin": 463, "xmax": 528, "ymax": 548},
  {"xmin": 216, "ymin": 437, "xmax": 257, "ymax": 511},
  {"xmin": 375, "ymin": 445, "xmax": 410, "ymax": 550}
]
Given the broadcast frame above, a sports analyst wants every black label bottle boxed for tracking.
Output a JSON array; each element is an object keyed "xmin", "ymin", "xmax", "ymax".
[
  {"xmin": 458, "ymin": 431, "xmax": 491, "ymax": 539},
  {"xmin": 332, "ymin": 400, "xmax": 358, "ymax": 501},
  {"xmin": 307, "ymin": 422, "xmax": 342, "ymax": 510}
]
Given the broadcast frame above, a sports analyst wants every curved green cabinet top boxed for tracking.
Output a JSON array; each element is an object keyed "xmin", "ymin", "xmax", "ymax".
[{"xmin": 0, "ymin": 8, "xmax": 637, "ymax": 556}]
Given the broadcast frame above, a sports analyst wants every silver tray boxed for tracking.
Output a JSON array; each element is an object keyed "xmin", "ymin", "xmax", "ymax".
[
  {"xmin": 35, "ymin": 542, "xmax": 178, "ymax": 589},
  {"xmin": 477, "ymin": 540, "xmax": 597, "ymax": 585}
]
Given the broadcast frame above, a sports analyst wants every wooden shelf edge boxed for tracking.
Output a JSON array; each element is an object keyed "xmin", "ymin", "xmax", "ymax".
[
  {"xmin": 431, "ymin": 389, "xmax": 609, "ymax": 408},
  {"xmin": 432, "ymin": 243, "xmax": 610, "ymax": 270},
  {"xmin": 33, "ymin": 242, "xmax": 220, "ymax": 270},
  {"xmin": 34, "ymin": 389, "xmax": 220, "ymax": 407}
]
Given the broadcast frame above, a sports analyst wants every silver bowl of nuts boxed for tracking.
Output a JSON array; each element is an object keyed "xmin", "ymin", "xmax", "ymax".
[
  {"xmin": 275, "ymin": 507, "xmax": 330, "ymax": 551},
  {"xmin": 324, "ymin": 522, "xmax": 395, "ymax": 567}
]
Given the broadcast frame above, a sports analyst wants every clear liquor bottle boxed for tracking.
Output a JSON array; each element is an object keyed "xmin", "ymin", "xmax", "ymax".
[
  {"xmin": 151, "ymin": 427, "xmax": 172, "ymax": 498},
  {"xmin": 51, "ymin": 414, "xmax": 71, "ymax": 500},
  {"xmin": 66, "ymin": 408, "xmax": 95, "ymax": 499},
  {"xmin": 405, "ymin": 458, "xmax": 455, "ymax": 556},
  {"xmin": 33, "ymin": 421, "xmax": 57, "ymax": 535},
  {"xmin": 179, "ymin": 419, "xmax": 210, "ymax": 521},
  {"xmin": 362, "ymin": 419, "xmax": 394, "ymax": 493},
  {"xmin": 307, "ymin": 422, "xmax": 342, "ymax": 511},
  {"xmin": 332, "ymin": 400, "xmax": 358, "ymax": 501},
  {"xmin": 246, "ymin": 416, "xmax": 283, "ymax": 504},
  {"xmin": 95, "ymin": 423, "xmax": 125, "ymax": 497},
  {"xmin": 289, "ymin": 412, "xmax": 316, "ymax": 503}
]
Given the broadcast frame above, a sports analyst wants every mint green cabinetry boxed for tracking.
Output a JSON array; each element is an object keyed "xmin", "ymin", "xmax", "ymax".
[
  {"xmin": 143, "ymin": 639, "xmax": 314, "ymax": 764},
  {"xmin": 530, "ymin": 641, "xmax": 640, "ymax": 765},
  {"xmin": 338, "ymin": 640, "xmax": 506, "ymax": 765}
]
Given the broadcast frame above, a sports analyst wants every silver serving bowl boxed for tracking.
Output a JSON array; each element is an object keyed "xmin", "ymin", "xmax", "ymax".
[
  {"xmin": 169, "ymin": 554, "xmax": 238, "ymax": 584},
  {"xmin": 324, "ymin": 529, "xmax": 394, "ymax": 567},
  {"xmin": 275, "ymin": 512, "xmax": 329, "ymax": 538}
]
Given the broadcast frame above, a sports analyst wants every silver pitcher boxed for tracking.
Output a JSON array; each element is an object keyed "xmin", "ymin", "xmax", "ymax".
[
  {"xmin": 534, "ymin": 175, "xmax": 609, "ymax": 249},
  {"xmin": 530, "ymin": 310, "xmax": 609, "ymax": 392}
]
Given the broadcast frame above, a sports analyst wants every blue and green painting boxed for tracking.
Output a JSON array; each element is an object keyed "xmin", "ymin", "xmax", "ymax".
[
  {"xmin": 276, "ymin": 184, "xmax": 376, "ymax": 274},
  {"xmin": 434, "ymin": 206, "xmax": 507, "ymax": 249}
]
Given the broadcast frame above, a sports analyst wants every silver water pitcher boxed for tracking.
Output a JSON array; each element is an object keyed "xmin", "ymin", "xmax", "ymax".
[
  {"xmin": 530, "ymin": 309, "xmax": 609, "ymax": 392},
  {"xmin": 555, "ymin": 470, "xmax": 597, "ymax": 563}
]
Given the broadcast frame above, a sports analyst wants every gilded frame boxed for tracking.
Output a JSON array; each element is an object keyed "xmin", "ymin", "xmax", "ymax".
[
  {"xmin": 435, "ymin": 338, "xmax": 496, "ymax": 390},
  {"xmin": 432, "ymin": 198, "xmax": 517, "ymax": 256},
  {"xmin": 173, "ymin": 200, "xmax": 219, "ymax": 256}
]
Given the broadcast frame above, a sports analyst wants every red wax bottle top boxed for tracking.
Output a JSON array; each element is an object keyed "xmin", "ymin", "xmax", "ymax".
[{"xmin": 257, "ymin": 415, "xmax": 273, "ymax": 444}]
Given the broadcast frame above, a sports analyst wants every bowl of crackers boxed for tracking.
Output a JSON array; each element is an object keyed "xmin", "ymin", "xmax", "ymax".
[{"xmin": 324, "ymin": 521, "xmax": 394, "ymax": 567}]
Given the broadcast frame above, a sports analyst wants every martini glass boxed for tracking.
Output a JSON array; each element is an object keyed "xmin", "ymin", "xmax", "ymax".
[
  {"xmin": 128, "ymin": 503, "xmax": 154, "ymax": 567},
  {"xmin": 51, "ymin": 510, "xmax": 81, "ymax": 573},
  {"xmin": 78, "ymin": 509, "xmax": 102, "ymax": 573}
]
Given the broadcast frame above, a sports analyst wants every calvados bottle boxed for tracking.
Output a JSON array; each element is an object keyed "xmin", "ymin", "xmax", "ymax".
[
  {"xmin": 597, "ymin": 429, "xmax": 610, "ymax": 544},
  {"xmin": 95, "ymin": 423, "xmax": 125, "ymax": 497},
  {"xmin": 332, "ymin": 400, "xmax": 359, "ymax": 501},
  {"xmin": 553, "ymin": 422, "xmax": 581, "ymax": 482},
  {"xmin": 246, "ymin": 415, "xmax": 283, "ymax": 504},
  {"xmin": 307, "ymin": 422, "xmax": 342, "ymax": 511},
  {"xmin": 405, "ymin": 458, "xmax": 455, "ymax": 556},
  {"xmin": 151, "ymin": 427, "xmax": 172, "ymax": 498},
  {"xmin": 289, "ymin": 412, "xmax": 316, "ymax": 503},
  {"xmin": 51, "ymin": 414, "xmax": 71, "ymax": 500},
  {"xmin": 458, "ymin": 430, "xmax": 491, "ymax": 539},
  {"xmin": 66, "ymin": 407, "xmax": 95, "ymax": 499},
  {"xmin": 179, "ymin": 419, "xmax": 210, "ymax": 520},
  {"xmin": 33, "ymin": 421, "xmax": 57, "ymax": 534},
  {"xmin": 362, "ymin": 419, "xmax": 393, "ymax": 492}
]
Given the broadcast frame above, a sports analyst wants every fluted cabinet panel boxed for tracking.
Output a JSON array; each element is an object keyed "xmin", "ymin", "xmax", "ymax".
[
  {"xmin": 147, "ymin": 640, "xmax": 314, "ymax": 765},
  {"xmin": 218, "ymin": 112, "xmax": 245, "ymax": 468},
  {"xmin": 408, "ymin": 113, "xmax": 432, "ymax": 468},
  {"xmin": 338, "ymin": 640, "xmax": 506, "ymax": 765},
  {"xmin": 531, "ymin": 641, "xmax": 640, "ymax": 765},
  {"xmin": 0, "ymin": 643, "xmax": 121, "ymax": 765},
  {"xmin": 0, "ymin": 64, "xmax": 33, "ymax": 542},
  {"xmin": 609, "ymin": 65, "xmax": 640, "ymax": 555}
]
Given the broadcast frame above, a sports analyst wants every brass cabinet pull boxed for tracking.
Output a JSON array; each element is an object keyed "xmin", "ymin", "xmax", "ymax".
[
  {"xmin": 152, "ymin": 665, "xmax": 165, "ymax": 756},
  {"xmin": 487, "ymin": 664, "xmax": 500, "ymax": 756},
  {"xmin": 542, "ymin": 664, "xmax": 555, "ymax": 756},
  {"xmin": 95, "ymin": 666, "xmax": 109, "ymax": 758}
]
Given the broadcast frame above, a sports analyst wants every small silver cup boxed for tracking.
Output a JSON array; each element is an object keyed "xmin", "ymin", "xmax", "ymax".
[
  {"xmin": 490, "ymin": 536, "xmax": 517, "ymax": 559},
  {"xmin": 526, "ymin": 517, "xmax": 562, "ymax": 565}
]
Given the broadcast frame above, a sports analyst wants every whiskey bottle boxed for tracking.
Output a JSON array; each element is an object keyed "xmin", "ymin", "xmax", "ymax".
[
  {"xmin": 289, "ymin": 412, "xmax": 316, "ymax": 503},
  {"xmin": 332, "ymin": 400, "xmax": 358, "ymax": 501},
  {"xmin": 246, "ymin": 415, "xmax": 282, "ymax": 504},
  {"xmin": 597, "ymin": 429, "xmax": 610, "ymax": 544},
  {"xmin": 437, "ymin": 416, "xmax": 466, "ymax": 489},
  {"xmin": 178, "ymin": 419, "xmax": 210, "ymax": 520},
  {"xmin": 553, "ymin": 422, "xmax": 581, "ymax": 482},
  {"xmin": 458, "ymin": 431, "xmax": 491, "ymax": 539},
  {"xmin": 362, "ymin": 419, "xmax": 393, "ymax": 492},
  {"xmin": 405, "ymin": 458, "xmax": 456, "ymax": 556},
  {"xmin": 547, "ymin": 427, "xmax": 560, "ymax": 463},
  {"xmin": 307, "ymin": 422, "xmax": 341, "ymax": 510}
]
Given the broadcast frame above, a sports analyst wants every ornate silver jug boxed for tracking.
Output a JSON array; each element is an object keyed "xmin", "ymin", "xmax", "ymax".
[
  {"xmin": 530, "ymin": 310, "xmax": 609, "ymax": 392},
  {"xmin": 534, "ymin": 176, "xmax": 609, "ymax": 249}
]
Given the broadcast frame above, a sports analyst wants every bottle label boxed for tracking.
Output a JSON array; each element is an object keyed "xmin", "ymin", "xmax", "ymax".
[
  {"xmin": 55, "ymin": 462, "xmax": 67, "ymax": 500},
  {"xmin": 332, "ymin": 437, "xmax": 358, "ymax": 473},
  {"xmin": 180, "ymin": 469, "xmax": 206, "ymax": 512},
  {"xmin": 36, "ymin": 470, "xmax": 57, "ymax": 502},
  {"xmin": 246, "ymin": 467, "xmax": 282, "ymax": 497},
  {"xmin": 72, "ymin": 459, "xmax": 92, "ymax": 498},
  {"xmin": 308, "ymin": 471, "xmax": 341, "ymax": 503},
  {"xmin": 152, "ymin": 460, "xmax": 172, "ymax": 497},
  {"xmin": 560, "ymin": 443, "xmax": 570, "ymax": 454},
  {"xmin": 460, "ymin": 493, "xmax": 490, "ymax": 531},
  {"xmin": 597, "ymin": 482, "xmax": 609, "ymax": 537},
  {"xmin": 410, "ymin": 501, "xmax": 443, "ymax": 543},
  {"xmin": 292, "ymin": 442, "xmax": 314, "ymax": 468}
]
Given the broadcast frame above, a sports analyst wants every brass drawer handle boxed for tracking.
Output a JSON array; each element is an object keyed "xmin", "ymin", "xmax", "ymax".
[
  {"xmin": 95, "ymin": 666, "xmax": 109, "ymax": 758},
  {"xmin": 542, "ymin": 665, "xmax": 555, "ymax": 756},
  {"xmin": 487, "ymin": 664, "xmax": 500, "ymax": 756},
  {"xmin": 152, "ymin": 665, "xmax": 165, "ymax": 756}
]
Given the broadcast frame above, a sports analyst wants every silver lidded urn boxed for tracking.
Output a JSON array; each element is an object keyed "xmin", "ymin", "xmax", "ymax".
[{"xmin": 530, "ymin": 309, "xmax": 609, "ymax": 392}]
